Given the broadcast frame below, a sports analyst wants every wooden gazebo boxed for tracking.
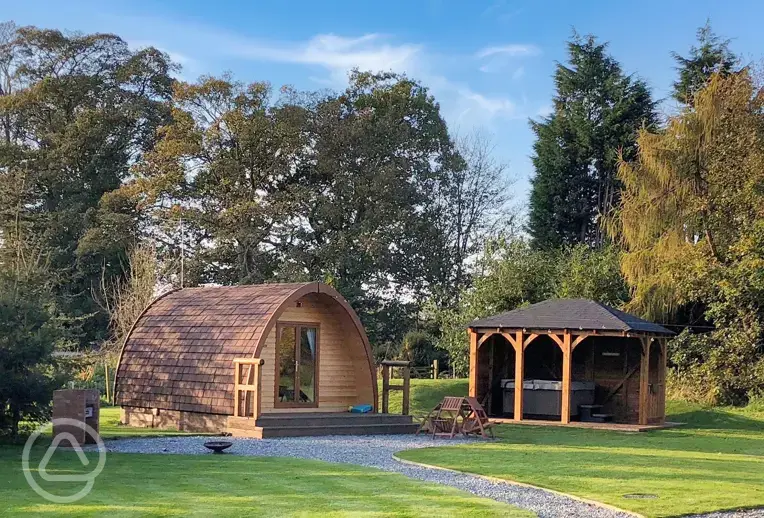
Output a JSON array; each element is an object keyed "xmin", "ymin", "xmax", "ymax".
[{"xmin": 467, "ymin": 299, "xmax": 673, "ymax": 426}]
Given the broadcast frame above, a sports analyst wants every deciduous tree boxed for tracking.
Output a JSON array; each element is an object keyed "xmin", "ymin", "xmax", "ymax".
[
  {"xmin": 284, "ymin": 71, "xmax": 460, "ymax": 349},
  {"xmin": 433, "ymin": 239, "xmax": 626, "ymax": 375},
  {"xmin": 433, "ymin": 131, "xmax": 512, "ymax": 307},
  {"xmin": 0, "ymin": 24, "xmax": 175, "ymax": 347},
  {"xmin": 609, "ymin": 72, "xmax": 764, "ymax": 402}
]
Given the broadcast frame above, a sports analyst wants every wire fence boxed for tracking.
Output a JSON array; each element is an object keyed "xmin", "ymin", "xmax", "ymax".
[{"xmin": 66, "ymin": 378, "xmax": 107, "ymax": 396}]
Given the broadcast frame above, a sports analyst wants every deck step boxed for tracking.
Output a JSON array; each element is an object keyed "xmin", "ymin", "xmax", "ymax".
[
  {"xmin": 227, "ymin": 413, "xmax": 418, "ymax": 438},
  {"xmin": 258, "ymin": 423, "xmax": 420, "ymax": 438},
  {"xmin": 255, "ymin": 413, "xmax": 414, "ymax": 428}
]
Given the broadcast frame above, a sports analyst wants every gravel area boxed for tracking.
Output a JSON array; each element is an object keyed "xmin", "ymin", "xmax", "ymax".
[{"xmin": 91, "ymin": 434, "xmax": 763, "ymax": 518}]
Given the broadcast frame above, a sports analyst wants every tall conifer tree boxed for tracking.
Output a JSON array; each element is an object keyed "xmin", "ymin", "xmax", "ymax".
[
  {"xmin": 528, "ymin": 34, "xmax": 658, "ymax": 249},
  {"xmin": 672, "ymin": 21, "xmax": 737, "ymax": 106}
]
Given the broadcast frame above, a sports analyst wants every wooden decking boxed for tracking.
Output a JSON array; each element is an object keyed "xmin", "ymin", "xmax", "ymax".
[
  {"xmin": 227, "ymin": 412, "xmax": 418, "ymax": 438},
  {"xmin": 490, "ymin": 417, "xmax": 683, "ymax": 432}
]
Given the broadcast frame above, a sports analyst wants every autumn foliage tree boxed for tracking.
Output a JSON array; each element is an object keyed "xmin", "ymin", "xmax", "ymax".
[
  {"xmin": 609, "ymin": 72, "xmax": 764, "ymax": 403},
  {"xmin": 109, "ymin": 70, "xmax": 482, "ymax": 354}
]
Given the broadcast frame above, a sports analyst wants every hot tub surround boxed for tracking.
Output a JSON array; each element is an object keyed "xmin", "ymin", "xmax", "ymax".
[{"xmin": 501, "ymin": 379, "xmax": 595, "ymax": 419}]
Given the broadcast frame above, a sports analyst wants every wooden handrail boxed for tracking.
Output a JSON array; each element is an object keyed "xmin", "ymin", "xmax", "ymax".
[
  {"xmin": 234, "ymin": 358, "xmax": 266, "ymax": 365},
  {"xmin": 380, "ymin": 360, "xmax": 411, "ymax": 367},
  {"xmin": 233, "ymin": 358, "xmax": 265, "ymax": 418}
]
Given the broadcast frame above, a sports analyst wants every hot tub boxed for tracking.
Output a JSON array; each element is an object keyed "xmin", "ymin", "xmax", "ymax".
[{"xmin": 502, "ymin": 379, "xmax": 595, "ymax": 418}]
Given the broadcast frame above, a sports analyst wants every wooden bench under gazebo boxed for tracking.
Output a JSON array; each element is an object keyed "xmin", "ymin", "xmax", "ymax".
[{"xmin": 468, "ymin": 299, "xmax": 675, "ymax": 430}]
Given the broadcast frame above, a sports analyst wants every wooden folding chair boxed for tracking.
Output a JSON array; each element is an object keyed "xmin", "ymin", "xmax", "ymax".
[
  {"xmin": 416, "ymin": 401, "xmax": 442, "ymax": 435},
  {"xmin": 431, "ymin": 396, "xmax": 467, "ymax": 439},
  {"xmin": 461, "ymin": 397, "xmax": 495, "ymax": 438}
]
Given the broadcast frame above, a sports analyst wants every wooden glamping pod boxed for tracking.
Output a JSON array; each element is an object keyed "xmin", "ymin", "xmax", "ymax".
[
  {"xmin": 115, "ymin": 283, "xmax": 416, "ymax": 437},
  {"xmin": 468, "ymin": 299, "xmax": 674, "ymax": 430}
]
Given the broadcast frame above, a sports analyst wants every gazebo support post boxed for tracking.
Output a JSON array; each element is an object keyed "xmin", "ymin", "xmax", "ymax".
[
  {"xmin": 513, "ymin": 331, "xmax": 524, "ymax": 422},
  {"xmin": 638, "ymin": 337, "xmax": 651, "ymax": 425},
  {"xmin": 659, "ymin": 338, "xmax": 667, "ymax": 424},
  {"xmin": 487, "ymin": 339, "xmax": 494, "ymax": 411},
  {"xmin": 468, "ymin": 329, "xmax": 478, "ymax": 398},
  {"xmin": 560, "ymin": 331, "xmax": 572, "ymax": 424}
]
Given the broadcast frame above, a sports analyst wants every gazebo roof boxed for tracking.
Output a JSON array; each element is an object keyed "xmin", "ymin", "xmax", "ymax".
[{"xmin": 468, "ymin": 299, "xmax": 673, "ymax": 335}]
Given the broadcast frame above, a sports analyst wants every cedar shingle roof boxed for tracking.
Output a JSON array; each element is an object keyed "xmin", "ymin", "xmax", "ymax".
[
  {"xmin": 115, "ymin": 283, "xmax": 312, "ymax": 415},
  {"xmin": 468, "ymin": 299, "xmax": 673, "ymax": 335}
]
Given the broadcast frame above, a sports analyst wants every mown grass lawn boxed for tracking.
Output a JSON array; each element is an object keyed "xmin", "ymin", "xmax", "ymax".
[
  {"xmin": 378, "ymin": 378, "xmax": 468, "ymax": 418},
  {"xmin": 8, "ymin": 379, "xmax": 763, "ymax": 517},
  {"xmin": 0, "ymin": 447, "xmax": 530, "ymax": 517},
  {"xmin": 398, "ymin": 399, "xmax": 764, "ymax": 517}
]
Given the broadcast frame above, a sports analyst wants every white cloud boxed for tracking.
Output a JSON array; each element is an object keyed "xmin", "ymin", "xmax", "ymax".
[
  {"xmin": 475, "ymin": 44, "xmax": 540, "ymax": 59},
  {"xmin": 423, "ymin": 75, "xmax": 518, "ymax": 126},
  {"xmin": 111, "ymin": 16, "xmax": 530, "ymax": 126},
  {"xmin": 476, "ymin": 44, "xmax": 540, "ymax": 74},
  {"xmin": 230, "ymin": 33, "xmax": 422, "ymax": 81},
  {"xmin": 459, "ymin": 89, "xmax": 515, "ymax": 115},
  {"xmin": 222, "ymin": 30, "xmax": 520, "ymax": 125},
  {"xmin": 451, "ymin": 89, "xmax": 517, "ymax": 126}
]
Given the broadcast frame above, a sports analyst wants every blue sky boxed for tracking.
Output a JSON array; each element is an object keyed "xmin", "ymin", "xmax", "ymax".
[{"xmin": 5, "ymin": 0, "xmax": 763, "ymax": 204}]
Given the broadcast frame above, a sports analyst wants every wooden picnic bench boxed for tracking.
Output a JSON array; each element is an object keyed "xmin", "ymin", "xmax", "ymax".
[
  {"xmin": 417, "ymin": 396, "xmax": 495, "ymax": 439},
  {"xmin": 461, "ymin": 396, "xmax": 495, "ymax": 438}
]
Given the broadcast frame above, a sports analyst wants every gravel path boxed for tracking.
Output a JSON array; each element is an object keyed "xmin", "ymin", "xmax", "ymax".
[{"xmin": 92, "ymin": 435, "xmax": 763, "ymax": 518}]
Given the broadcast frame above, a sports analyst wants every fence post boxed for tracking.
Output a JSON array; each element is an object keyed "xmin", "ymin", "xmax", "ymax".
[
  {"xmin": 402, "ymin": 366, "xmax": 410, "ymax": 415},
  {"xmin": 104, "ymin": 363, "xmax": 111, "ymax": 404},
  {"xmin": 379, "ymin": 360, "xmax": 411, "ymax": 415},
  {"xmin": 382, "ymin": 364, "xmax": 390, "ymax": 414},
  {"xmin": 432, "ymin": 359, "xmax": 438, "ymax": 379}
]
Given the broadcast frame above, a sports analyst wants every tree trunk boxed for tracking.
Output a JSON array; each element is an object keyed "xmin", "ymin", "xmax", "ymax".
[{"xmin": 10, "ymin": 404, "xmax": 20, "ymax": 439}]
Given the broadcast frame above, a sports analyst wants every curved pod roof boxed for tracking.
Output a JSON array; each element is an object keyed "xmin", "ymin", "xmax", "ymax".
[{"xmin": 115, "ymin": 282, "xmax": 376, "ymax": 415}]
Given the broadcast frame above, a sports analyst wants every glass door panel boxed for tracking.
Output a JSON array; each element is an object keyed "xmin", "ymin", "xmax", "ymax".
[
  {"xmin": 277, "ymin": 326, "xmax": 297, "ymax": 403},
  {"xmin": 299, "ymin": 327, "xmax": 317, "ymax": 403},
  {"xmin": 276, "ymin": 324, "xmax": 319, "ymax": 406}
]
